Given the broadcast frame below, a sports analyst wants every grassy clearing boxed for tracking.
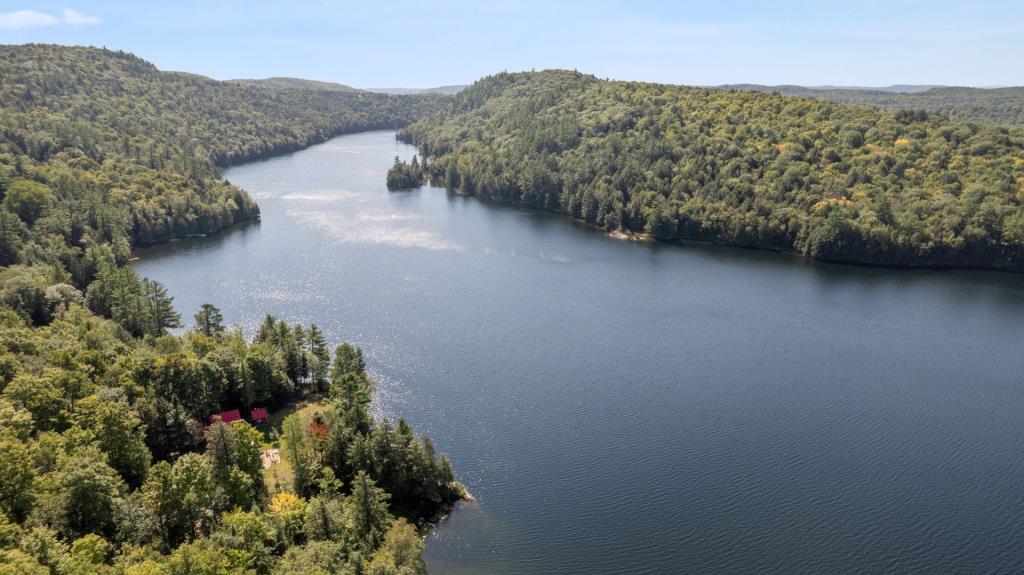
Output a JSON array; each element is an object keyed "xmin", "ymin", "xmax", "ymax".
[
  {"xmin": 259, "ymin": 394, "xmax": 326, "ymax": 492},
  {"xmin": 258, "ymin": 394, "xmax": 325, "ymax": 448},
  {"xmin": 263, "ymin": 455, "xmax": 294, "ymax": 494}
]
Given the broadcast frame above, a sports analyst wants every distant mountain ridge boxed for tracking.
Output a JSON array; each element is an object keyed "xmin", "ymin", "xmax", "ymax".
[
  {"xmin": 366, "ymin": 85, "xmax": 468, "ymax": 95},
  {"xmin": 230, "ymin": 77, "xmax": 467, "ymax": 96},
  {"xmin": 228, "ymin": 76, "xmax": 360, "ymax": 92},
  {"xmin": 717, "ymin": 84, "xmax": 1024, "ymax": 125},
  {"xmin": 720, "ymin": 84, "xmax": 946, "ymax": 94}
]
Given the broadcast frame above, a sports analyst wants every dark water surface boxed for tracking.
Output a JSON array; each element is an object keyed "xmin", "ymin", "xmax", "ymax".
[{"xmin": 134, "ymin": 131, "xmax": 1024, "ymax": 574}]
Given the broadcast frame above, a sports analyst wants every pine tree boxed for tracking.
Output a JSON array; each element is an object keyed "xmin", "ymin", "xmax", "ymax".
[
  {"xmin": 332, "ymin": 343, "xmax": 365, "ymax": 380},
  {"xmin": 194, "ymin": 303, "xmax": 225, "ymax": 336},
  {"xmin": 343, "ymin": 471, "xmax": 391, "ymax": 555},
  {"xmin": 308, "ymin": 324, "xmax": 330, "ymax": 392},
  {"xmin": 143, "ymin": 278, "xmax": 181, "ymax": 336},
  {"xmin": 255, "ymin": 315, "xmax": 278, "ymax": 344}
]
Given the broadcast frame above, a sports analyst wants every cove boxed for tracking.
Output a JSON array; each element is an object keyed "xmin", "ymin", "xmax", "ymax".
[{"xmin": 133, "ymin": 130, "xmax": 1024, "ymax": 574}]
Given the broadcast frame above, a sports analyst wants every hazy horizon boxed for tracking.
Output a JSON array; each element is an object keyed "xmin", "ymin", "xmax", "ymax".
[{"xmin": 1, "ymin": 1, "xmax": 1022, "ymax": 89}]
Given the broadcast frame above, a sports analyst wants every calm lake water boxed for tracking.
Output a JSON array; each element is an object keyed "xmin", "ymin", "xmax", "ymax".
[{"xmin": 134, "ymin": 131, "xmax": 1024, "ymax": 574}]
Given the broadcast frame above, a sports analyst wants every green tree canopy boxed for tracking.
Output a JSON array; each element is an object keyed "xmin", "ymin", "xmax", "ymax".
[
  {"xmin": 193, "ymin": 304, "xmax": 225, "ymax": 337},
  {"xmin": 2, "ymin": 180, "xmax": 53, "ymax": 225}
]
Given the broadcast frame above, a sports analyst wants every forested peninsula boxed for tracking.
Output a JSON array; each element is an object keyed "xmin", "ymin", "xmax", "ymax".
[
  {"xmin": 0, "ymin": 45, "xmax": 459, "ymax": 574},
  {"xmin": 400, "ymin": 70, "xmax": 1024, "ymax": 270}
]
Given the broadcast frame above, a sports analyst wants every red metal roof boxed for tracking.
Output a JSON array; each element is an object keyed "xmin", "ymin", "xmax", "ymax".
[
  {"xmin": 210, "ymin": 409, "xmax": 242, "ymax": 425},
  {"xmin": 250, "ymin": 407, "xmax": 269, "ymax": 421}
]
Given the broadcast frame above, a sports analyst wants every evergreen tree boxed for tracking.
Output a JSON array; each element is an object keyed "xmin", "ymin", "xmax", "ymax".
[
  {"xmin": 308, "ymin": 324, "xmax": 330, "ymax": 392},
  {"xmin": 143, "ymin": 279, "xmax": 181, "ymax": 336},
  {"xmin": 332, "ymin": 343, "xmax": 365, "ymax": 380},
  {"xmin": 193, "ymin": 303, "xmax": 225, "ymax": 337},
  {"xmin": 304, "ymin": 495, "xmax": 345, "ymax": 541},
  {"xmin": 343, "ymin": 471, "xmax": 391, "ymax": 555}
]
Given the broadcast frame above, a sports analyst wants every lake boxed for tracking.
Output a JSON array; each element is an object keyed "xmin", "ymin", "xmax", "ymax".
[{"xmin": 134, "ymin": 130, "xmax": 1024, "ymax": 574}]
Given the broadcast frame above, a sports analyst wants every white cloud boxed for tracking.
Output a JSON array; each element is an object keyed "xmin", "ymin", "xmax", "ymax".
[
  {"xmin": 61, "ymin": 9, "xmax": 100, "ymax": 26},
  {"xmin": 0, "ymin": 8, "xmax": 101, "ymax": 30},
  {"xmin": 0, "ymin": 10, "xmax": 59, "ymax": 29}
]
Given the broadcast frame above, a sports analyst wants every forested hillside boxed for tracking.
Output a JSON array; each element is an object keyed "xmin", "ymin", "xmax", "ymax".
[
  {"xmin": 401, "ymin": 70, "xmax": 1024, "ymax": 270},
  {"xmin": 0, "ymin": 45, "xmax": 459, "ymax": 574},
  {"xmin": 720, "ymin": 84, "xmax": 1024, "ymax": 126},
  {"xmin": 0, "ymin": 44, "xmax": 446, "ymax": 257}
]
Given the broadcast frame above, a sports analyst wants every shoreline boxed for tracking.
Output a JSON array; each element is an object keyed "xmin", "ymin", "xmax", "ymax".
[
  {"xmin": 133, "ymin": 131, "xmax": 1024, "ymax": 277},
  {"xmin": 429, "ymin": 174, "xmax": 1024, "ymax": 275}
]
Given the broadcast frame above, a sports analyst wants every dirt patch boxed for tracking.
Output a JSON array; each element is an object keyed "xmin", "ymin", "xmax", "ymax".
[{"xmin": 261, "ymin": 448, "xmax": 280, "ymax": 469}]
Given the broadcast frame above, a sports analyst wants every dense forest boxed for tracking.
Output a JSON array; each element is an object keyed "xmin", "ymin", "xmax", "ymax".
[
  {"xmin": 0, "ymin": 45, "xmax": 459, "ymax": 574},
  {"xmin": 720, "ymin": 84, "xmax": 1024, "ymax": 127},
  {"xmin": 0, "ymin": 303, "xmax": 460, "ymax": 574},
  {"xmin": 400, "ymin": 70, "xmax": 1024, "ymax": 270}
]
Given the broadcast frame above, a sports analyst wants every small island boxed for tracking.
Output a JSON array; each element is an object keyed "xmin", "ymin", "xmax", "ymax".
[{"xmin": 386, "ymin": 155, "xmax": 426, "ymax": 190}]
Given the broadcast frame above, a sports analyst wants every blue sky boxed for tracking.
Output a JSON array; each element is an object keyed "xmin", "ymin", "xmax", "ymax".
[{"xmin": 1, "ymin": 1, "xmax": 1022, "ymax": 88}]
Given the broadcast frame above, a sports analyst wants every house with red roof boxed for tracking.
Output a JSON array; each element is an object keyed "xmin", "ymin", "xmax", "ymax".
[
  {"xmin": 250, "ymin": 407, "xmax": 270, "ymax": 423},
  {"xmin": 209, "ymin": 409, "xmax": 243, "ymax": 425}
]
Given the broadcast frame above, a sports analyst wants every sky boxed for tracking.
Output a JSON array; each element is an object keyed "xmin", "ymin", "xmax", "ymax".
[{"xmin": 0, "ymin": 1, "xmax": 1022, "ymax": 89}]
